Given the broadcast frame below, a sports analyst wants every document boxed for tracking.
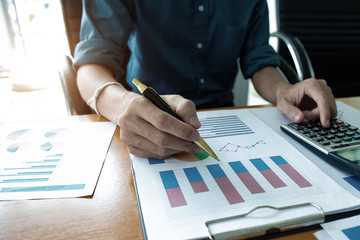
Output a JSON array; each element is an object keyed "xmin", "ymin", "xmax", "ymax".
[
  {"xmin": 0, "ymin": 121, "xmax": 116, "ymax": 200},
  {"xmin": 131, "ymin": 108, "xmax": 360, "ymax": 240},
  {"xmin": 315, "ymin": 214, "xmax": 360, "ymax": 240}
]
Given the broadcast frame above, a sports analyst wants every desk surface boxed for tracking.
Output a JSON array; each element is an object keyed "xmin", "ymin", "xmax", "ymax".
[{"xmin": 1, "ymin": 97, "xmax": 359, "ymax": 240}]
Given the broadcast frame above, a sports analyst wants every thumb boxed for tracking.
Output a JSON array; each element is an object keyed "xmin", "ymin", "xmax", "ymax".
[{"xmin": 278, "ymin": 101, "xmax": 304, "ymax": 123}]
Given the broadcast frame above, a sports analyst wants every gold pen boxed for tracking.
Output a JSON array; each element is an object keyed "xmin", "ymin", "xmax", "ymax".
[{"xmin": 132, "ymin": 78, "xmax": 219, "ymax": 161}]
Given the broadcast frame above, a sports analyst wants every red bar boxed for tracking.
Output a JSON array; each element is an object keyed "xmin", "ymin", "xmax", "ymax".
[
  {"xmin": 190, "ymin": 181, "xmax": 209, "ymax": 193},
  {"xmin": 261, "ymin": 169, "xmax": 287, "ymax": 188},
  {"xmin": 214, "ymin": 177, "xmax": 245, "ymax": 204},
  {"xmin": 165, "ymin": 188, "xmax": 187, "ymax": 207},
  {"xmin": 237, "ymin": 172, "xmax": 265, "ymax": 194},
  {"xmin": 278, "ymin": 164, "xmax": 312, "ymax": 188}
]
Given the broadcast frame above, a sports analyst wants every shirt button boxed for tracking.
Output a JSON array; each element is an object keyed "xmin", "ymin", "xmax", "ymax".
[
  {"xmin": 200, "ymin": 78, "xmax": 205, "ymax": 84},
  {"xmin": 197, "ymin": 42, "xmax": 203, "ymax": 49},
  {"xmin": 198, "ymin": 5, "xmax": 204, "ymax": 12}
]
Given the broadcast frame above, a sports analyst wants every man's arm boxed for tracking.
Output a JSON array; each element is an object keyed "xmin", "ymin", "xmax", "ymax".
[
  {"xmin": 251, "ymin": 66, "xmax": 337, "ymax": 127},
  {"xmin": 77, "ymin": 63, "xmax": 202, "ymax": 159}
]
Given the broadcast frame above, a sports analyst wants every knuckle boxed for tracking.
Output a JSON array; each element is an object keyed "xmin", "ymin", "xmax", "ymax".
[
  {"xmin": 154, "ymin": 133, "xmax": 170, "ymax": 147},
  {"xmin": 154, "ymin": 113, "xmax": 171, "ymax": 128}
]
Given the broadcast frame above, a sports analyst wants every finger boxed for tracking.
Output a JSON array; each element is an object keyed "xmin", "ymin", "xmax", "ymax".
[
  {"xmin": 119, "ymin": 105, "xmax": 199, "ymax": 152},
  {"xmin": 304, "ymin": 80, "xmax": 332, "ymax": 127},
  {"xmin": 133, "ymin": 97, "xmax": 200, "ymax": 142},
  {"xmin": 277, "ymin": 99, "xmax": 304, "ymax": 123},
  {"xmin": 164, "ymin": 95, "xmax": 201, "ymax": 129}
]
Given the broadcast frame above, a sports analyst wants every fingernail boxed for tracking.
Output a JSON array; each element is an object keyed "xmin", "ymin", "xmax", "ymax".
[
  {"xmin": 193, "ymin": 145, "xmax": 201, "ymax": 153},
  {"xmin": 191, "ymin": 131, "xmax": 200, "ymax": 141},
  {"xmin": 189, "ymin": 116, "xmax": 201, "ymax": 128},
  {"xmin": 294, "ymin": 113, "xmax": 302, "ymax": 122}
]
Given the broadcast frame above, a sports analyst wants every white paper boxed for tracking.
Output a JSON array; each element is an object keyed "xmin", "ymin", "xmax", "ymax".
[
  {"xmin": 0, "ymin": 121, "xmax": 116, "ymax": 200},
  {"xmin": 131, "ymin": 108, "xmax": 360, "ymax": 240},
  {"xmin": 320, "ymin": 214, "xmax": 360, "ymax": 240}
]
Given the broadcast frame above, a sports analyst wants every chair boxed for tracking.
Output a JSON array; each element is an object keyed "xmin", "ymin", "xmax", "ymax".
[
  {"xmin": 275, "ymin": 0, "xmax": 360, "ymax": 98},
  {"xmin": 59, "ymin": 0, "xmax": 92, "ymax": 115}
]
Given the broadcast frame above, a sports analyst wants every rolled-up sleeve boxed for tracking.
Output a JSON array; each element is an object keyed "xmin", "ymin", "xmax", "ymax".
[
  {"xmin": 73, "ymin": 0, "xmax": 133, "ymax": 80},
  {"xmin": 240, "ymin": 1, "xmax": 280, "ymax": 79}
]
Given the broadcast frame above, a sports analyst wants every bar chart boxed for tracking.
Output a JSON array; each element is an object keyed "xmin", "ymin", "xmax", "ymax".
[
  {"xmin": 0, "ymin": 122, "xmax": 116, "ymax": 200},
  {"xmin": 157, "ymin": 155, "xmax": 313, "ymax": 208},
  {"xmin": 198, "ymin": 115, "xmax": 254, "ymax": 139}
]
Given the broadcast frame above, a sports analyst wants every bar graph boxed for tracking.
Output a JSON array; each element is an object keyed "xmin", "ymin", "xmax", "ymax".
[
  {"xmin": 270, "ymin": 156, "xmax": 312, "ymax": 188},
  {"xmin": 206, "ymin": 164, "xmax": 245, "ymax": 204},
  {"xmin": 159, "ymin": 170, "xmax": 187, "ymax": 207},
  {"xmin": 199, "ymin": 115, "xmax": 254, "ymax": 139},
  {"xmin": 158, "ymin": 155, "xmax": 314, "ymax": 208},
  {"xmin": 250, "ymin": 158, "xmax": 287, "ymax": 188},
  {"xmin": 228, "ymin": 161, "xmax": 265, "ymax": 194},
  {"xmin": 183, "ymin": 167, "xmax": 209, "ymax": 193}
]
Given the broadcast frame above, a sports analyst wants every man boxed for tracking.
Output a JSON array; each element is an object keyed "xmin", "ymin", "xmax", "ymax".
[{"xmin": 74, "ymin": 0, "xmax": 337, "ymax": 159}]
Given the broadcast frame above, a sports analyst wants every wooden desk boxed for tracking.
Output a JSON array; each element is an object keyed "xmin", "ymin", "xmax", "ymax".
[{"xmin": 1, "ymin": 97, "xmax": 359, "ymax": 240}]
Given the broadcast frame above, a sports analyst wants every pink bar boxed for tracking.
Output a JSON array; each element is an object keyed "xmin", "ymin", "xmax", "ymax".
[
  {"xmin": 237, "ymin": 172, "xmax": 265, "ymax": 194},
  {"xmin": 279, "ymin": 164, "xmax": 312, "ymax": 188},
  {"xmin": 214, "ymin": 177, "xmax": 244, "ymax": 204},
  {"xmin": 261, "ymin": 169, "xmax": 287, "ymax": 188},
  {"xmin": 166, "ymin": 188, "xmax": 187, "ymax": 207},
  {"xmin": 190, "ymin": 181, "xmax": 209, "ymax": 193}
]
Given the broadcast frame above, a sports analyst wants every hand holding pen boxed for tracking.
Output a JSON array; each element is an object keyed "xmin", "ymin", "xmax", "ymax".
[{"xmin": 132, "ymin": 78, "xmax": 218, "ymax": 160}]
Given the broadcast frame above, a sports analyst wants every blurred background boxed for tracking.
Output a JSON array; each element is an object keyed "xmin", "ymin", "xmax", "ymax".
[{"xmin": 0, "ymin": 0, "xmax": 276, "ymax": 122}]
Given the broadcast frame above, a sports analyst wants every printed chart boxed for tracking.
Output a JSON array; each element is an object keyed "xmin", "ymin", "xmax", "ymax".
[
  {"xmin": 130, "ymin": 109, "xmax": 360, "ymax": 240},
  {"xmin": 156, "ymin": 155, "xmax": 312, "ymax": 208},
  {"xmin": 0, "ymin": 122, "xmax": 116, "ymax": 200}
]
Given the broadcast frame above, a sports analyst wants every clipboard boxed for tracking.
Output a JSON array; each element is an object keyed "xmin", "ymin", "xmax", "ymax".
[{"xmin": 205, "ymin": 203, "xmax": 325, "ymax": 240}]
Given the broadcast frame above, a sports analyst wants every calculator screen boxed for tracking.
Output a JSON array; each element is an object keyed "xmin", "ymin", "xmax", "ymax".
[{"xmin": 333, "ymin": 147, "xmax": 360, "ymax": 165}]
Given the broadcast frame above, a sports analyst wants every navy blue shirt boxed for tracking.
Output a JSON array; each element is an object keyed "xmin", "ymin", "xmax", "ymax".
[{"xmin": 74, "ymin": 0, "xmax": 280, "ymax": 106}]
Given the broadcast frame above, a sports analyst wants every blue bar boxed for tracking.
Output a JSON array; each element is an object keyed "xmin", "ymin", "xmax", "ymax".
[
  {"xmin": 4, "ymin": 165, "xmax": 57, "ymax": 170},
  {"xmin": 26, "ymin": 159, "xmax": 60, "ymax": 163},
  {"xmin": 270, "ymin": 156, "xmax": 288, "ymax": 165},
  {"xmin": 342, "ymin": 225, "xmax": 360, "ymax": 239},
  {"xmin": 184, "ymin": 167, "xmax": 203, "ymax": 183},
  {"xmin": 47, "ymin": 154, "xmax": 64, "ymax": 157},
  {"xmin": 148, "ymin": 158, "xmax": 165, "ymax": 165},
  {"xmin": 0, "ymin": 184, "xmax": 86, "ymax": 192},
  {"xmin": 229, "ymin": 161, "xmax": 248, "ymax": 173},
  {"xmin": 160, "ymin": 170, "xmax": 180, "ymax": 189},
  {"xmin": 207, "ymin": 164, "xmax": 226, "ymax": 178},
  {"xmin": 2, "ymin": 178, "xmax": 49, "ymax": 183},
  {"xmin": 344, "ymin": 176, "xmax": 360, "ymax": 192},
  {"xmin": 0, "ymin": 171, "xmax": 53, "ymax": 177},
  {"xmin": 250, "ymin": 158, "xmax": 270, "ymax": 171}
]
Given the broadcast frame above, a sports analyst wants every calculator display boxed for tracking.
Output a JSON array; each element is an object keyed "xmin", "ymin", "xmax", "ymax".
[{"xmin": 333, "ymin": 147, "xmax": 360, "ymax": 165}]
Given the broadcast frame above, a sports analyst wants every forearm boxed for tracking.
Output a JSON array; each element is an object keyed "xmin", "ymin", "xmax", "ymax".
[
  {"xmin": 250, "ymin": 66, "xmax": 290, "ymax": 104},
  {"xmin": 76, "ymin": 63, "xmax": 132, "ymax": 122}
]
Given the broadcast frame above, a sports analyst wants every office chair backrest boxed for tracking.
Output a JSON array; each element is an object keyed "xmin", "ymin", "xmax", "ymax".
[
  {"xmin": 61, "ymin": 0, "xmax": 82, "ymax": 56},
  {"xmin": 59, "ymin": 0, "xmax": 92, "ymax": 115},
  {"xmin": 276, "ymin": 0, "xmax": 360, "ymax": 98}
]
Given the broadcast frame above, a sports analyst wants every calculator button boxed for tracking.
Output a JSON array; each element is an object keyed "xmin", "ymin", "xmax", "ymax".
[
  {"xmin": 336, "ymin": 133, "xmax": 345, "ymax": 138},
  {"xmin": 338, "ymin": 127, "xmax": 347, "ymax": 132},
  {"xmin": 334, "ymin": 120, "xmax": 344, "ymax": 124},
  {"xmin": 353, "ymin": 135, "xmax": 360, "ymax": 140},
  {"xmin": 325, "ymin": 134, "xmax": 335, "ymax": 139},
  {"xmin": 313, "ymin": 136, "xmax": 324, "ymax": 142},
  {"xmin": 349, "ymin": 126, "xmax": 359, "ymax": 131},
  {"xmin": 306, "ymin": 133, "xmax": 317, "ymax": 138},
  {"xmin": 332, "ymin": 138, "xmax": 342, "ymax": 144},
  {"xmin": 345, "ymin": 131, "xmax": 355, "ymax": 136},
  {"xmin": 342, "ymin": 136, "xmax": 353, "ymax": 142},
  {"xmin": 288, "ymin": 123, "xmax": 304, "ymax": 131},
  {"xmin": 320, "ymin": 140, "xmax": 330, "ymax": 145}
]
